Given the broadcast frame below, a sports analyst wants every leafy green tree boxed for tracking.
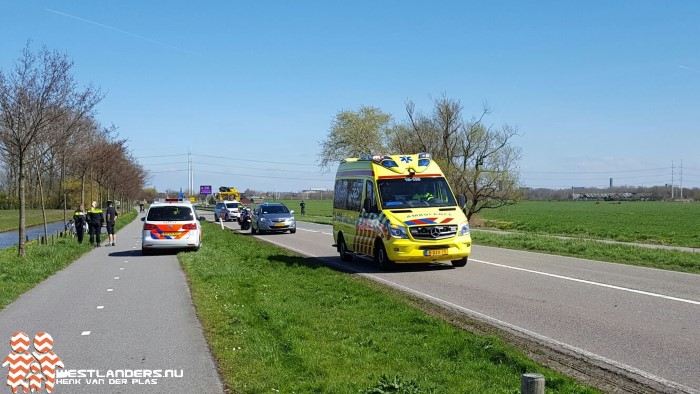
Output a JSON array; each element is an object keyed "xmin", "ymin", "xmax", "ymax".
[{"xmin": 318, "ymin": 106, "xmax": 392, "ymax": 171}]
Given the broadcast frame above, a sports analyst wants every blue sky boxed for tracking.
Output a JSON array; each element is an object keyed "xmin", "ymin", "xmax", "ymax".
[{"xmin": 2, "ymin": 1, "xmax": 699, "ymax": 193}]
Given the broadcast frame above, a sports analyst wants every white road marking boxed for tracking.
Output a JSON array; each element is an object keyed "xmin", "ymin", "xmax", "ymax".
[
  {"xmin": 357, "ymin": 272, "xmax": 698, "ymax": 394},
  {"xmin": 96, "ymin": 306, "xmax": 104, "ymax": 310},
  {"xmin": 107, "ymin": 288, "xmax": 114, "ymax": 292},
  {"xmin": 114, "ymin": 277, "xmax": 120, "ymax": 280},
  {"xmin": 253, "ymin": 236, "xmax": 698, "ymax": 392},
  {"xmin": 120, "ymin": 267, "xmax": 125, "ymax": 270},
  {"xmin": 471, "ymin": 258, "xmax": 700, "ymax": 306},
  {"xmin": 81, "ymin": 331, "xmax": 91, "ymax": 336},
  {"xmin": 298, "ymin": 228, "xmax": 332, "ymax": 235}
]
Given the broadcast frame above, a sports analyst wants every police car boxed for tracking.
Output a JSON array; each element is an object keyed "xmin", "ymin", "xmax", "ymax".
[{"xmin": 141, "ymin": 199, "xmax": 205, "ymax": 255}]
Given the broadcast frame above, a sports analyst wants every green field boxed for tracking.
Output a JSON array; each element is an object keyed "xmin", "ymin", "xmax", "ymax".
[
  {"xmin": 279, "ymin": 199, "xmax": 700, "ymax": 248},
  {"xmin": 276, "ymin": 199, "xmax": 333, "ymax": 224},
  {"xmin": 475, "ymin": 200, "xmax": 700, "ymax": 248},
  {"xmin": 180, "ymin": 223, "xmax": 597, "ymax": 393},
  {"xmin": 270, "ymin": 199, "xmax": 700, "ymax": 273},
  {"xmin": 0, "ymin": 209, "xmax": 68, "ymax": 232}
]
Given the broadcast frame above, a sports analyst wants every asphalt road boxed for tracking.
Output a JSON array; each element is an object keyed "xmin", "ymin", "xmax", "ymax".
[
  {"xmin": 215, "ymin": 215, "xmax": 700, "ymax": 393},
  {"xmin": 0, "ymin": 213, "xmax": 223, "ymax": 394}
]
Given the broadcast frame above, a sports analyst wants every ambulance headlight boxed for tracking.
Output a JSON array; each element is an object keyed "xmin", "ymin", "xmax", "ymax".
[
  {"xmin": 458, "ymin": 222, "xmax": 470, "ymax": 236},
  {"xmin": 389, "ymin": 224, "xmax": 408, "ymax": 239}
]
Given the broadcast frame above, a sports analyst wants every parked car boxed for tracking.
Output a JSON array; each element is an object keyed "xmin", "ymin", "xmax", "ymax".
[
  {"xmin": 251, "ymin": 202, "xmax": 296, "ymax": 234},
  {"xmin": 141, "ymin": 200, "xmax": 205, "ymax": 255},
  {"xmin": 214, "ymin": 200, "xmax": 241, "ymax": 221}
]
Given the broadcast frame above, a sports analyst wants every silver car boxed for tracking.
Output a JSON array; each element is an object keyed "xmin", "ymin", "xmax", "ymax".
[{"xmin": 251, "ymin": 202, "xmax": 296, "ymax": 234}]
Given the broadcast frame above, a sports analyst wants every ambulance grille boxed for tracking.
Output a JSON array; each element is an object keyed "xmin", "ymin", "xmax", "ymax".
[{"xmin": 410, "ymin": 225, "xmax": 457, "ymax": 240}]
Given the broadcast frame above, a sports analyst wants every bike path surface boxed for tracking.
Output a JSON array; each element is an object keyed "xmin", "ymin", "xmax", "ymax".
[{"xmin": 0, "ymin": 214, "xmax": 224, "ymax": 393}]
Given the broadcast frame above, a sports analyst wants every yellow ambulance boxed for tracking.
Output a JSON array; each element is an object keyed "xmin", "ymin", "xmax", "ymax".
[{"xmin": 332, "ymin": 153, "xmax": 472, "ymax": 269}]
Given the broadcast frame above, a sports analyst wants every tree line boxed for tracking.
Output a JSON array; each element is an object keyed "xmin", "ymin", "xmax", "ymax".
[
  {"xmin": 319, "ymin": 96, "xmax": 524, "ymax": 219},
  {"xmin": 0, "ymin": 43, "xmax": 147, "ymax": 257}
]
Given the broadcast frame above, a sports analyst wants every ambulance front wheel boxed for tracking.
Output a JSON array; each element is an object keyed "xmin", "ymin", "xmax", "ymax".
[
  {"xmin": 374, "ymin": 241, "xmax": 395, "ymax": 270},
  {"xmin": 451, "ymin": 257, "xmax": 468, "ymax": 267}
]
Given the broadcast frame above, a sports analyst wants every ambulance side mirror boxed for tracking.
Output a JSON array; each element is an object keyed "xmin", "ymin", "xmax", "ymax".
[{"xmin": 458, "ymin": 194, "xmax": 468, "ymax": 215}]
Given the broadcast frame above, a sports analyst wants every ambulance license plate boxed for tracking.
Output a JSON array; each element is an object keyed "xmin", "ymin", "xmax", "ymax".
[{"xmin": 425, "ymin": 249, "xmax": 448, "ymax": 256}]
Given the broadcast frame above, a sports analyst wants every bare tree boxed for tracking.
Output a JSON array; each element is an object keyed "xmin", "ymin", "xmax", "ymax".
[
  {"xmin": 388, "ymin": 96, "xmax": 524, "ymax": 220},
  {"xmin": 0, "ymin": 43, "xmax": 102, "ymax": 256}
]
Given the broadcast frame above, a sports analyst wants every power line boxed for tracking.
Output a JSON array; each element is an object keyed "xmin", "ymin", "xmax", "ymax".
[
  {"xmin": 136, "ymin": 152, "xmax": 319, "ymax": 166},
  {"xmin": 522, "ymin": 167, "xmax": 669, "ymax": 175},
  {"xmin": 148, "ymin": 168, "xmax": 333, "ymax": 182}
]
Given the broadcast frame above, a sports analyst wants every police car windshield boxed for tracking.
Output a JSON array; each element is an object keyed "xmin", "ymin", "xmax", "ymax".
[
  {"xmin": 378, "ymin": 177, "xmax": 456, "ymax": 209},
  {"xmin": 225, "ymin": 202, "xmax": 239, "ymax": 208},
  {"xmin": 147, "ymin": 206, "xmax": 194, "ymax": 221}
]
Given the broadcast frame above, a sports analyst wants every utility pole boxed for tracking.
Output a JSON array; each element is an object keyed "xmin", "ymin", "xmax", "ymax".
[
  {"xmin": 187, "ymin": 148, "xmax": 193, "ymax": 196},
  {"xmin": 680, "ymin": 160, "xmax": 683, "ymax": 199},
  {"xmin": 671, "ymin": 161, "xmax": 675, "ymax": 199}
]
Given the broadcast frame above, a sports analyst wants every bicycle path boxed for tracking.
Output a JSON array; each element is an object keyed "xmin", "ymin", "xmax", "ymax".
[{"xmin": 0, "ymin": 214, "xmax": 224, "ymax": 393}]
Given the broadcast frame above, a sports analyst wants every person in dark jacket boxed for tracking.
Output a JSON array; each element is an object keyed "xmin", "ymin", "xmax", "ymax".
[
  {"xmin": 73, "ymin": 203, "xmax": 87, "ymax": 244},
  {"xmin": 87, "ymin": 201, "xmax": 104, "ymax": 247},
  {"xmin": 105, "ymin": 200, "xmax": 118, "ymax": 246}
]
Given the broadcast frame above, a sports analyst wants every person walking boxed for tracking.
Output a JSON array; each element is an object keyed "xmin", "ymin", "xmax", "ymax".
[
  {"xmin": 105, "ymin": 200, "xmax": 118, "ymax": 246},
  {"xmin": 87, "ymin": 201, "xmax": 104, "ymax": 247},
  {"xmin": 300, "ymin": 200, "xmax": 306, "ymax": 215},
  {"xmin": 72, "ymin": 203, "xmax": 87, "ymax": 244}
]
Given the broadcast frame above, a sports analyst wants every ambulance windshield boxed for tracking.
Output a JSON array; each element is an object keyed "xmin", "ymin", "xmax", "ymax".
[{"xmin": 378, "ymin": 177, "xmax": 457, "ymax": 209}]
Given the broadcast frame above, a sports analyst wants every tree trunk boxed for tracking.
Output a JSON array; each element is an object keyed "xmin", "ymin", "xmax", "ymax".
[
  {"xmin": 37, "ymin": 160, "xmax": 49, "ymax": 241},
  {"xmin": 17, "ymin": 155, "xmax": 26, "ymax": 257}
]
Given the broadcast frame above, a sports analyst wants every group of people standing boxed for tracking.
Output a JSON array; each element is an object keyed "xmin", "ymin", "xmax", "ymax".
[{"xmin": 72, "ymin": 200, "xmax": 118, "ymax": 247}]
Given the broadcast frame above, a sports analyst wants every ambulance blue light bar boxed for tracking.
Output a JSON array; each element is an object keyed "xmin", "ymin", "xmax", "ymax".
[{"xmin": 418, "ymin": 152, "xmax": 431, "ymax": 167}]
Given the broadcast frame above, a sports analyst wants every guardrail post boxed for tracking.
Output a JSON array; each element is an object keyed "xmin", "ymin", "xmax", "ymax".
[{"xmin": 521, "ymin": 373, "xmax": 544, "ymax": 394}]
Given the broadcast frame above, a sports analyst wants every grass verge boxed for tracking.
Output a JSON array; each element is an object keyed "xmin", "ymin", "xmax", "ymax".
[
  {"xmin": 0, "ymin": 210, "xmax": 138, "ymax": 310},
  {"xmin": 179, "ymin": 223, "xmax": 598, "ymax": 393},
  {"xmin": 473, "ymin": 230, "xmax": 700, "ymax": 274}
]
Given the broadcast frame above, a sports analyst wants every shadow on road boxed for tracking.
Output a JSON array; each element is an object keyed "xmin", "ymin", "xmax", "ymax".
[
  {"xmin": 108, "ymin": 250, "xmax": 142, "ymax": 257},
  {"xmin": 267, "ymin": 253, "xmax": 457, "ymax": 274}
]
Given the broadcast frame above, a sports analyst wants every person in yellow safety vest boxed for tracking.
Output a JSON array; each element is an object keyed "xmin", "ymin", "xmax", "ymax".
[
  {"xmin": 411, "ymin": 183, "xmax": 435, "ymax": 202},
  {"xmin": 73, "ymin": 203, "xmax": 87, "ymax": 244},
  {"xmin": 87, "ymin": 201, "xmax": 104, "ymax": 247}
]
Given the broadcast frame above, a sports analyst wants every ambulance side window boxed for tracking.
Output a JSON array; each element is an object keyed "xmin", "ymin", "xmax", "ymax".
[
  {"xmin": 335, "ymin": 178, "xmax": 366, "ymax": 212},
  {"xmin": 347, "ymin": 179, "xmax": 363, "ymax": 212},
  {"xmin": 334, "ymin": 179, "xmax": 349, "ymax": 209},
  {"xmin": 365, "ymin": 180, "xmax": 377, "ymax": 213}
]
